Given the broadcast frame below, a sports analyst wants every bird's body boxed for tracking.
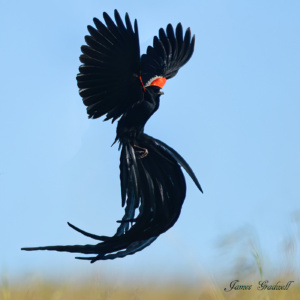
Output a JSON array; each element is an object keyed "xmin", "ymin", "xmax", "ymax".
[
  {"xmin": 116, "ymin": 86, "xmax": 161, "ymax": 144},
  {"xmin": 22, "ymin": 10, "xmax": 202, "ymax": 262}
]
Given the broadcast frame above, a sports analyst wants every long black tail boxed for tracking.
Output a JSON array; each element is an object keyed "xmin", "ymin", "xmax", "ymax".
[{"xmin": 22, "ymin": 134, "xmax": 202, "ymax": 262}]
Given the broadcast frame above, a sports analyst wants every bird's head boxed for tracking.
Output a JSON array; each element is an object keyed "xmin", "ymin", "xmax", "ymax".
[{"xmin": 146, "ymin": 85, "xmax": 164, "ymax": 98}]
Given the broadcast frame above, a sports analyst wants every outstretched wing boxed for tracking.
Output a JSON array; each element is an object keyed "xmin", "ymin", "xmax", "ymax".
[
  {"xmin": 76, "ymin": 10, "xmax": 143, "ymax": 121},
  {"xmin": 141, "ymin": 23, "xmax": 195, "ymax": 86}
]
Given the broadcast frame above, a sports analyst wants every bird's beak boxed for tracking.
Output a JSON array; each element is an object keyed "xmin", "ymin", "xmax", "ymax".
[{"xmin": 158, "ymin": 90, "xmax": 164, "ymax": 95}]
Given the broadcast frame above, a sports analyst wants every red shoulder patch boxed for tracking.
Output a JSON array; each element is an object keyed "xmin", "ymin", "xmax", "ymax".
[{"xmin": 150, "ymin": 77, "xmax": 167, "ymax": 89}]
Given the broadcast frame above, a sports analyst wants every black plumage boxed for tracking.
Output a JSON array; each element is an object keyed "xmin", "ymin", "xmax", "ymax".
[{"xmin": 22, "ymin": 9, "xmax": 202, "ymax": 262}]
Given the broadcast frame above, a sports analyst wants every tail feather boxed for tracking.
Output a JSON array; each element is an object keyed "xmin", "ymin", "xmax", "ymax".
[
  {"xmin": 149, "ymin": 135, "xmax": 203, "ymax": 193},
  {"xmin": 21, "ymin": 134, "xmax": 201, "ymax": 261}
]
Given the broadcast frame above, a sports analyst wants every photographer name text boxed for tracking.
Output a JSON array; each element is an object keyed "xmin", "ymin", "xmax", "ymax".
[{"xmin": 224, "ymin": 280, "xmax": 294, "ymax": 292}]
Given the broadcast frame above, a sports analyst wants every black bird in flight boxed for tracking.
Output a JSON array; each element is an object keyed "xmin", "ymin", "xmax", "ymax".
[{"xmin": 22, "ymin": 10, "xmax": 202, "ymax": 262}]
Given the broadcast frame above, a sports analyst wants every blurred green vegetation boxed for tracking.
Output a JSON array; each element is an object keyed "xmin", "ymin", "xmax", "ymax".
[{"xmin": 1, "ymin": 278, "xmax": 299, "ymax": 300}]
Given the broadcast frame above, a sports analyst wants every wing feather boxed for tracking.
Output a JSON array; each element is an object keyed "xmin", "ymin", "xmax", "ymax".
[
  {"xmin": 77, "ymin": 10, "xmax": 143, "ymax": 120},
  {"xmin": 141, "ymin": 23, "xmax": 195, "ymax": 85}
]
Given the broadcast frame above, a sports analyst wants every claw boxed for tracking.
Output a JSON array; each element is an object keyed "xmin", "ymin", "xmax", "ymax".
[{"xmin": 133, "ymin": 144, "xmax": 148, "ymax": 159}]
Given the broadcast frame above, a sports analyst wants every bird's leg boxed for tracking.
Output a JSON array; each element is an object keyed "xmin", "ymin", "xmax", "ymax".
[{"xmin": 133, "ymin": 144, "xmax": 148, "ymax": 159}]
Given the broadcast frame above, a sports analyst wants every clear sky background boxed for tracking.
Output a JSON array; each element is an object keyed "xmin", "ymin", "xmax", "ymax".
[{"xmin": 1, "ymin": 0, "xmax": 300, "ymax": 285}]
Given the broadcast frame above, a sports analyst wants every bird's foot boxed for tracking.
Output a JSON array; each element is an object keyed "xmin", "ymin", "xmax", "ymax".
[{"xmin": 133, "ymin": 145, "xmax": 148, "ymax": 159}]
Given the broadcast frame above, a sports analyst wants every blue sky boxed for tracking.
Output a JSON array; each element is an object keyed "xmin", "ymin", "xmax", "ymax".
[{"xmin": 1, "ymin": 0, "xmax": 300, "ymax": 284}]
